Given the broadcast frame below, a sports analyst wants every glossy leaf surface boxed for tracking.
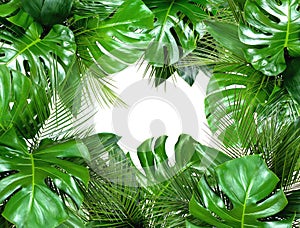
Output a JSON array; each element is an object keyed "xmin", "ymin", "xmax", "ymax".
[
  {"xmin": 0, "ymin": 22, "xmax": 76, "ymax": 83},
  {"xmin": 74, "ymin": 0, "xmax": 153, "ymax": 75},
  {"xmin": 144, "ymin": 0, "xmax": 208, "ymax": 66},
  {"xmin": 239, "ymin": 0, "xmax": 300, "ymax": 76},
  {"xmin": 0, "ymin": 129, "xmax": 89, "ymax": 228},
  {"xmin": 189, "ymin": 155, "xmax": 292, "ymax": 227},
  {"xmin": 128, "ymin": 134, "xmax": 230, "ymax": 186}
]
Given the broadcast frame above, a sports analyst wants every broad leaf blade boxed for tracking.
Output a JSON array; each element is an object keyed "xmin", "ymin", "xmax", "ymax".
[
  {"xmin": 239, "ymin": 0, "xmax": 300, "ymax": 75},
  {"xmin": 189, "ymin": 155, "xmax": 292, "ymax": 227},
  {"xmin": 74, "ymin": 0, "xmax": 153, "ymax": 75},
  {"xmin": 144, "ymin": 0, "xmax": 208, "ymax": 66},
  {"xmin": 0, "ymin": 129, "xmax": 90, "ymax": 228}
]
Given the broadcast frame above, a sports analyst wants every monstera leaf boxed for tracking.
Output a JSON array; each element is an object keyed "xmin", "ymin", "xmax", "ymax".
[
  {"xmin": 188, "ymin": 155, "xmax": 293, "ymax": 227},
  {"xmin": 143, "ymin": 0, "xmax": 208, "ymax": 67},
  {"xmin": 128, "ymin": 134, "xmax": 231, "ymax": 186},
  {"xmin": 0, "ymin": 128, "xmax": 89, "ymax": 228},
  {"xmin": 74, "ymin": 0, "xmax": 153, "ymax": 76},
  {"xmin": 0, "ymin": 22, "xmax": 76, "ymax": 83},
  {"xmin": 239, "ymin": 0, "xmax": 300, "ymax": 76},
  {"xmin": 0, "ymin": 0, "xmax": 20, "ymax": 17},
  {"xmin": 21, "ymin": 0, "xmax": 73, "ymax": 26}
]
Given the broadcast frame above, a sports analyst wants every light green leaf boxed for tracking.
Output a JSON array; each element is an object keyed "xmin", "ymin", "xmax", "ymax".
[
  {"xmin": 144, "ymin": 0, "xmax": 208, "ymax": 66},
  {"xmin": 0, "ymin": 128, "xmax": 89, "ymax": 228},
  {"xmin": 74, "ymin": 0, "xmax": 153, "ymax": 75},
  {"xmin": 188, "ymin": 155, "xmax": 292, "ymax": 227},
  {"xmin": 0, "ymin": 0, "xmax": 20, "ymax": 17},
  {"xmin": 239, "ymin": 0, "xmax": 300, "ymax": 75},
  {"xmin": 205, "ymin": 63, "xmax": 272, "ymax": 147}
]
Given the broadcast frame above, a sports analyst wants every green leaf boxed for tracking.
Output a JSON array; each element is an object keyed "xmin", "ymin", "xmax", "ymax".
[
  {"xmin": 205, "ymin": 21, "xmax": 248, "ymax": 60},
  {"xmin": 0, "ymin": 128, "xmax": 89, "ymax": 228},
  {"xmin": 189, "ymin": 155, "xmax": 292, "ymax": 227},
  {"xmin": 0, "ymin": 0, "xmax": 20, "ymax": 17},
  {"xmin": 73, "ymin": 0, "xmax": 153, "ymax": 75},
  {"xmin": 283, "ymin": 57, "xmax": 300, "ymax": 104},
  {"xmin": 21, "ymin": 0, "xmax": 73, "ymax": 26},
  {"xmin": 0, "ymin": 22, "xmax": 76, "ymax": 83},
  {"xmin": 144, "ymin": 0, "xmax": 208, "ymax": 66},
  {"xmin": 128, "ymin": 134, "xmax": 230, "ymax": 186},
  {"xmin": 239, "ymin": 0, "xmax": 300, "ymax": 76},
  {"xmin": 205, "ymin": 63, "xmax": 273, "ymax": 147}
]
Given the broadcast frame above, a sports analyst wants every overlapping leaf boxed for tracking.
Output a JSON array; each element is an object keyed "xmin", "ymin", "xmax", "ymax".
[
  {"xmin": 0, "ymin": 22, "xmax": 76, "ymax": 83},
  {"xmin": 73, "ymin": 0, "xmax": 153, "ymax": 76},
  {"xmin": 0, "ymin": 128, "xmax": 89, "ymax": 228},
  {"xmin": 143, "ymin": 0, "xmax": 208, "ymax": 67},
  {"xmin": 128, "ymin": 134, "xmax": 230, "ymax": 186},
  {"xmin": 188, "ymin": 155, "xmax": 293, "ymax": 227},
  {"xmin": 239, "ymin": 0, "xmax": 300, "ymax": 76}
]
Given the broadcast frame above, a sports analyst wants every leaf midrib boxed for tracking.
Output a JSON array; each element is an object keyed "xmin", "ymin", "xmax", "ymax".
[
  {"xmin": 6, "ymin": 38, "xmax": 41, "ymax": 66},
  {"xmin": 284, "ymin": 0, "xmax": 291, "ymax": 48},
  {"xmin": 240, "ymin": 180, "xmax": 254, "ymax": 227},
  {"xmin": 28, "ymin": 153, "xmax": 36, "ymax": 213},
  {"xmin": 157, "ymin": 0, "xmax": 175, "ymax": 43}
]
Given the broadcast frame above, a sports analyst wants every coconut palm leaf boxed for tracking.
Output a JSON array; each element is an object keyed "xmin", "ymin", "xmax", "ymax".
[
  {"xmin": 71, "ymin": 0, "xmax": 123, "ymax": 22},
  {"xmin": 82, "ymin": 178, "xmax": 147, "ymax": 228},
  {"xmin": 188, "ymin": 155, "xmax": 294, "ymax": 227},
  {"xmin": 239, "ymin": 0, "xmax": 300, "ymax": 76}
]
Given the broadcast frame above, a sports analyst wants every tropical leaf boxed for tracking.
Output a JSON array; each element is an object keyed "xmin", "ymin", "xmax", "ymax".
[
  {"xmin": 0, "ymin": 65, "xmax": 51, "ymax": 139},
  {"xmin": 239, "ymin": 0, "xmax": 300, "ymax": 76},
  {"xmin": 0, "ymin": 22, "xmax": 76, "ymax": 83},
  {"xmin": 21, "ymin": 0, "xmax": 73, "ymax": 26},
  {"xmin": 143, "ymin": 0, "xmax": 208, "ymax": 67},
  {"xmin": 0, "ymin": 0, "xmax": 20, "ymax": 17},
  {"xmin": 283, "ymin": 57, "xmax": 300, "ymax": 105},
  {"xmin": 72, "ymin": 0, "xmax": 153, "ymax": 76},
  {"xmin": 205, "ymin": 62, "xmax": 274, "ymax": 148},
  {"xmin": 188, "ymin": 155, "xmax": 293, "ymax": 227},
  {"xmin": 0, "ymin": 128, "xmax": 90, "ymax": 228},
  {"xmin": 82, "ymin": 178, "xmax": 147, "ymax": 227},
  {"xmin": 205, "ymin": 21, "xmax": 248, "ymax": 60},
  {"xmin": 71, "ymin": 0, "xmax": 123, "ymax": 22},
  {"xmin": 127, "ymin": 134, "xmax": 231, "ymax": 187}
]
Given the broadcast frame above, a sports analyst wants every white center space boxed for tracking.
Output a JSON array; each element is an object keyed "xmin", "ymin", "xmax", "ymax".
[{"xmin": 94, "ymin": 64, "xmax": 212, "ymax": 161}]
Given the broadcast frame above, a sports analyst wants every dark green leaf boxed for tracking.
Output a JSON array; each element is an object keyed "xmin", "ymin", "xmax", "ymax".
[
  {"xmin": 21, "ymin": 0, "xmax": 73, "ymax": 25},
  {"xmin": 189, "ymin": 155, "xmax": 292, "ymax": 227},
  {"xmin": 0, "ymin": 128, "xmax": 89, "ymax": 228},
  {"xmin": 0, "ymin": 22, "xmax": 76, "ymax": 83},
  {"xmin": 283, "ymin": 57, "xmax": 300, "ymax": 104},
  {"xmin": 205, "ymin": 63, "xmax": 273, "ymax": 147},
  {"xmin": 128, "ymin": 134, "xmax": 230, "ymax": 186},
  {"xmin": 239, "ymin": 0, "xmax": 300, "ymax": 75},
  {"xmin": 144, "ymin": 0, "xmax": 208, "ymax": 66}
]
